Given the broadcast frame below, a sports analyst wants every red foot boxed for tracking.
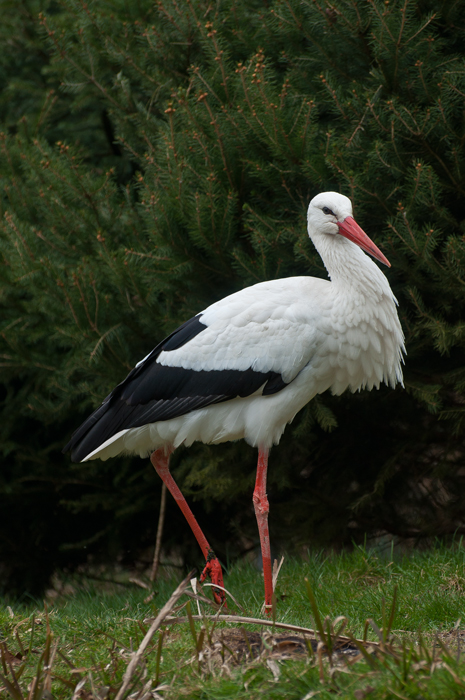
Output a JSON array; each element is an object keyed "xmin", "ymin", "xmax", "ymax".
[{"xmin": 200, "ymin": 552, "xmax": 227, "ymax": 606}]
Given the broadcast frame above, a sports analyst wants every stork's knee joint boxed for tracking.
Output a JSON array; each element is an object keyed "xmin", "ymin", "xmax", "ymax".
[{"xmin": 253, "ymin": 491, "xmax": 269, "ymax": 516}]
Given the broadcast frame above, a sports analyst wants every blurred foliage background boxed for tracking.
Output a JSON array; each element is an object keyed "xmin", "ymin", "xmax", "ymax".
[{"xmin": 1, "ymin": 0, "xmax": 465, "ymax": 596}]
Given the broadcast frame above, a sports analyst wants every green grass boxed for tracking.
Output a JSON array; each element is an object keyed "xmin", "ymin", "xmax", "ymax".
[{"xmin": 2, "ymin": 544, "xmax": 465, "ymax": 699}]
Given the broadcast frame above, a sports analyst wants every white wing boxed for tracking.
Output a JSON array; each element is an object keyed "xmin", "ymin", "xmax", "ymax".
[{"xmin": 157, "ymin": 276, "xmax": 331, "ymax": 383}]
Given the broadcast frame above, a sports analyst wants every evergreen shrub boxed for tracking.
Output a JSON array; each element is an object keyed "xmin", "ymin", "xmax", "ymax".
[{"xmin": 1, "ymin": 0, "xmax": 465, "ymax": 594}]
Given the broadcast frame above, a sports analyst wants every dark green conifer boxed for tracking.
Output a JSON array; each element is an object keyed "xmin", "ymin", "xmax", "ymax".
[{"xmin": 1, "ymin": 0, "xmax": 465, "ymax": 594}]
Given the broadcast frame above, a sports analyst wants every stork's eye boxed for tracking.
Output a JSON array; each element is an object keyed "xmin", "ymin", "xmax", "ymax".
[{"xmin": 322, "ymin": 206, "xmax": 335, "ymax": 216}]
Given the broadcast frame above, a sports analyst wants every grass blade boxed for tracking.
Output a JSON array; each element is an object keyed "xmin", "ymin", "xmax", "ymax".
[
  {"xmin": 154, "ymin": 627, "xmax": 166, "ymax": 687},
  {"xmin": 384, "ymin": 586, "xmax": 398, "ymax": 642},
  {"xmin": 304, "ymin": 579, "xmax": 327, "ymax": 646},
  {"xmin": 0, "ymin": 673, "xmax": 25, "ymax": 700},
  {"xmin": 185, "ymin": 601, "xmax": 198, "ymax": 647}
]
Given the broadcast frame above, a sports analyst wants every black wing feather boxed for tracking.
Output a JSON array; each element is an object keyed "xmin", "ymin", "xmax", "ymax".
[{"xmin": 64, "ymin": 313, "xmax": 289, "ymax": 462}]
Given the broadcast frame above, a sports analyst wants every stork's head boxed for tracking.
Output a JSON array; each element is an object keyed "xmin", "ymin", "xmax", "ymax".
[{"xmin": 307, "ymin": 191, "xmax": 390, "ymax": 267}]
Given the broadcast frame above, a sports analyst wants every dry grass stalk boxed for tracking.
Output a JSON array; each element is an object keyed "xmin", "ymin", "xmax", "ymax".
[
  {"xmin": 200, "ymin": 582, "xmax": 245, "ymax": 612},
  {"xmin": 114, "ymin": 570, "xmax": 193, "ymax": 700},
  {"xmin": 150, "ymin": 483, "xmax": 167, "ymax": 583}
]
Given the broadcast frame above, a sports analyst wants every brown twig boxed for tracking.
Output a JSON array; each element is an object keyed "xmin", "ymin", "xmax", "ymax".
[
  {"xmin": 150, "ymin": 483, "xmax": 167, "ymax": 582},
  {"xmin": 160, "ymin": 613, "xmax": 379, "ymax": 646}
]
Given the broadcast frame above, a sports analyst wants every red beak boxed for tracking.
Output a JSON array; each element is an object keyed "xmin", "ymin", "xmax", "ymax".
[{"xmin": 337, "ymin": 216, "xmax": 390, "ymax": 267}]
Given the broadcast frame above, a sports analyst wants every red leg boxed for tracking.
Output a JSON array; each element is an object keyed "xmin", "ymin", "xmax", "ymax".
[
  {"xmin": 253, "ymin": 448, "xmax": 273, "ymax": 614},
  {"xmin": 150, "ymin": 448, "xmax": 226, "ymax": 606}
]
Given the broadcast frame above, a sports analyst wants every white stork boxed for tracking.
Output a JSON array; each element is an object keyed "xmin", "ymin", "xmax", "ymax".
[{"xmin": 64, "ymin": 191, "xmax": 405, "ymax": 612}]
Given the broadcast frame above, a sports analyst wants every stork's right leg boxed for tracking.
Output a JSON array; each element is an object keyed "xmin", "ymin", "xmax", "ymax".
[
  {"xmin": 150, "ymin": 449, "xmax": 226, "ymax": 606},
  {"xmin": 253, "ymin": 448, "xmax": 273, "ymax": 615}
]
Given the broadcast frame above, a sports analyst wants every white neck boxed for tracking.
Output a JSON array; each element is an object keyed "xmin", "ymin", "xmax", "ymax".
[{"xmin": 311, "ymin": 231, "xmax": 393, "ymax": 300}]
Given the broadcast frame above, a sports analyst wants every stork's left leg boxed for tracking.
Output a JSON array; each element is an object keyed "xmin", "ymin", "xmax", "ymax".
[
  {"xmin": 253, "ymin": 448, "xmax": 273, "ymax": 614},
  {"xmin": 150, "ymin": 448, "xmax": 226, "ymax": 606}
]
